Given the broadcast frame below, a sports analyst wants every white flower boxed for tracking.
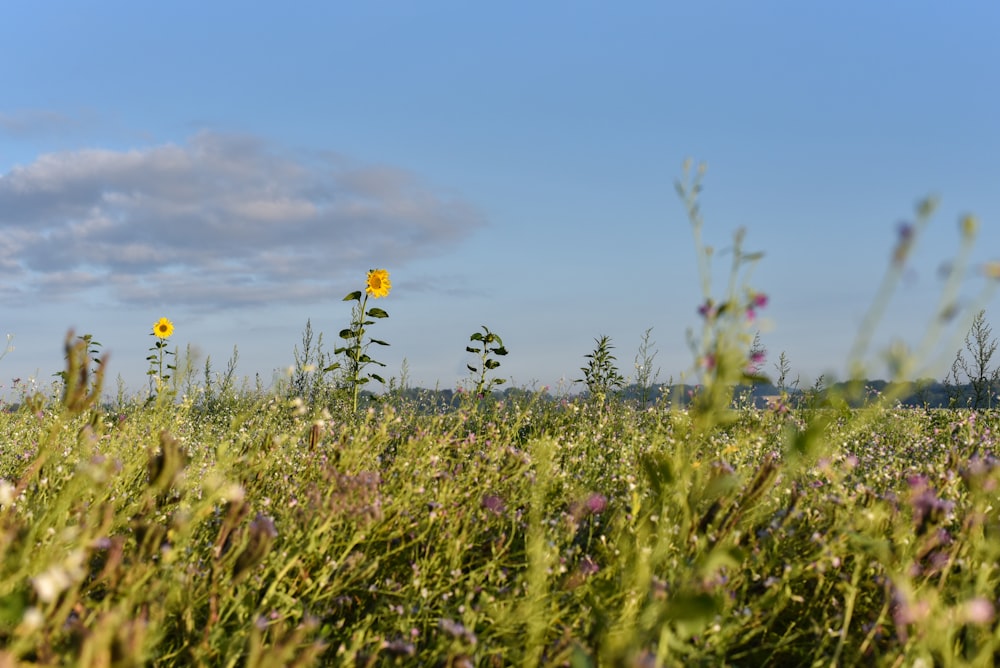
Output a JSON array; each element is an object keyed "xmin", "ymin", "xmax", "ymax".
[{"xmin": 0, "ymin": 479, "xmax": 15, "ymax": 507}]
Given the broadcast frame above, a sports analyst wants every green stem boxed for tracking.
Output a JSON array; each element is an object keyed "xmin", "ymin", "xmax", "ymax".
[{"xmin": 351, "ymin": 293, "xmax": 369, "ymax": 412}]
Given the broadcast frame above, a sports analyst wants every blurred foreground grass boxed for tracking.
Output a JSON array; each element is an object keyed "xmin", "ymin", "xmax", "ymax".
[{"xmin": 2, "ymin": 379, "xmax": 1000, "ymax": 667}]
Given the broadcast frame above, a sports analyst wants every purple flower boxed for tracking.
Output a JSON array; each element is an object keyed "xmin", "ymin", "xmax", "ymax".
[
  {"xmin": 481, "ymin": 494, "xmax": 505, "ymax": 515},
  {"xmin": 585, "ymin": 493, "xmax": 608, "ymax": 515},
  {"xmin": 578, "ymin": 555, "xmax": 600, "ymax": 576},
  {"xmin": 907, "ymin": 476, "xmax": 954, "ymax": 533}
]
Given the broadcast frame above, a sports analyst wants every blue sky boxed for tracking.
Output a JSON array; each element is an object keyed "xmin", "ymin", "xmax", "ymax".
[{"xmin": 2, "ymin": 2, "xmax": 1000, "ymax": 397}]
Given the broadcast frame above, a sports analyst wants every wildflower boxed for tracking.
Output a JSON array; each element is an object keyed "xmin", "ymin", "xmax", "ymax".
[
  {"xmin": 745, "ymin": 291, "xmax": 769, "ymax": 321},
  {"xmin": 893, "ymin": 222, "xmax": 915, "ymax": 265},
  {"xmin": 907, "ymin": 475, "xmax": 954, "ymax": 534},
  {"xmin": 585, "ymin": 493, "xmax": 608, "ymax": 515},
  {"xmin": 0, "ymin": 479, "xmax": 15, "ymax": 507},
  {"xmin": 366, "ymin": 268, "xmax": 392, "ymax": 298},
  {"xmin": 962, "ymin": 597, "xmax": 995, "ymax": 624},
  {"xmin": 152, "ymin": 317, "xmax": 174, "ymax": 339},
  {"xmin": 382, "ymin": 639, "xmax": 416, "ymax": 658},
  {"xmin": 233, "ymin": 513, "xmax": 278, "ymax": 582},
  {"xmin": 338, "ymin": 269, "xmax": 392, "ymax": 411},
  {"xmin": 961, "ymin": 214, "xmax": 979, "ymax": 240},
  {"xmin": 481, "ymin": 494, "xmax": 505, "ymax": 515},
  {"xmin": 439, "ymin": 618, "xmax": 477, "ymax": 645}
]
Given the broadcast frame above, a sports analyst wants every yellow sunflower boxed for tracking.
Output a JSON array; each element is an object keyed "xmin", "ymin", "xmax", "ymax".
[
  {"xmin": 366, "ymin": 269, "xmax": 391, "ymax": 298},
  {"xmin": 153, "ymin": 317, "xmax": 174, "ymax": 339}
]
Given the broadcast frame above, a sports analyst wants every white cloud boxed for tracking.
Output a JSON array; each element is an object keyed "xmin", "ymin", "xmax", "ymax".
[{"xmin": 0, "ymin": 132, "xmax": 484, "ymax": 309}]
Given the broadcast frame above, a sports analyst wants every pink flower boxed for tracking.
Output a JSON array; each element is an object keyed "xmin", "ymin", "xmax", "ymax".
[{"xmin": 585, "ymin": 493, "xmax": 608, "ymax": 515}]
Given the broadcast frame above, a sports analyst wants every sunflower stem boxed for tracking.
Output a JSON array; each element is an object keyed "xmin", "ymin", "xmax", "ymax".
[{"xmin": 351, "ymin": 293, "xmax": 370, "ymax": 412}]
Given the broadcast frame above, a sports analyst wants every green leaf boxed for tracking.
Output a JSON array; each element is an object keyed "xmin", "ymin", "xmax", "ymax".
[
  {"xmin": 696, "ymin": 545, "xmax": 743, "ymax": 578},
  {"xmin": 339, "ymin": 329, "xmax": 355, "ymax": 339},
  {"xmin": 640, "ymin": 452, "xmax": 675, "ymax": 498},
  {"xmin": 485, "ymin": 359, "xmax": 500, "ymax": 370},
  {"xmin": 470, "ymin": 332, "xmax": 484, "ymax": 341},
  {"xmin": 0, "ymin": 588, "xmax": 29, "ymax": 627},
  {"xmin": 465, "ymin": 346, "xmax": 479, "ymax": 354},
  {"xmin": 494, "ymin": 378, "xmax": 506, "ymax": 385},
  {"xmin": 467, "ymin": 364, "xmax": 477, "ymax": 373},
  {"xmin": 371, "ymin": 373, "xmax": 385, "ymax": 383},
  {"xmin": 367, "ymin": 307, "xmax": 389, "ymax": 318},
  {"xmin": 663, "ymin": 591, "xmax": 719, "ymax": 624},
  {"xmin": 343, "ymin": 290, "xmax": 363, "ymax": 301},
  {"xmin": 370, "ymin": 338, "xmax": 390, "ymax": 346},
  {"xmin": 493, "ymin": 346, "xmax": 509, "ymax": 356},
  {"xmin": 323, "ymin": 363, "xmax": 340, "ymax": 372}
]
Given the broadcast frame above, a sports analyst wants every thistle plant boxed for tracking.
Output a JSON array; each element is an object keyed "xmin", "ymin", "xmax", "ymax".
[
  {"xmin": 147, "ymin": 317, "xmax": 176, "ymax": 396},
  {"xmin": 53, "ymin": 333, "xmax": 102, "ymax": 386},
  {"xmin": 677, "ymin": 160, "xmax": 769, "ymax": 428},
  {"xmin": 332, "ymin": 268, "xmax": 392, "ymax": 412},
  {"xmin": 61, "ymin": 330, "xmax": 108, "ymax": 416},
  {"xmin": 466, "ymin": 325, "xmax": 508, "ymax": 398},
  {"xmin": 577, "ymin": 335, "xmax": 625, "ymax": 405}
]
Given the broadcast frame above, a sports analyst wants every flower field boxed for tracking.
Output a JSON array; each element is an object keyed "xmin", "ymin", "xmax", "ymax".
[{"xmin": 2, "ymin": 372, "xmax": 1000, "ymax": 666}]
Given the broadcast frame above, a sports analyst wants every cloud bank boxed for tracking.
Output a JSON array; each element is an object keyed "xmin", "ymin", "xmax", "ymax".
[{"xmin": 0, "ymin": 132, "xmax": 484, "ymax": 308}]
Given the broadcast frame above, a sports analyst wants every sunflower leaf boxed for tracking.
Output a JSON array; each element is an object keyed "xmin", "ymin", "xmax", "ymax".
[
  {"xmin": 343, "ymin": 291, "xmax": 363, "ymax": 302},
  {"xmin": 367, "ymin": 308, "xmax": 389, "ymax": 318},
  {"xmin": 371, "ymin": 373, "xmax": 386, "ymax": 383},
  {"xmin": 370, "ymin": 338, "xmax": 390, "ymax": 346},
  {"xmin": 338, "ymin": 329, "xmax": 354, "ymax": 339}
]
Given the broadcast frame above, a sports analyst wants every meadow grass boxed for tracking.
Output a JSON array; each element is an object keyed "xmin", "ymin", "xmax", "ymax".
[{"xmin": 3, "ymin": 368, "xmax": 1000, "ymax": 666}]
